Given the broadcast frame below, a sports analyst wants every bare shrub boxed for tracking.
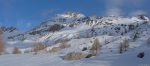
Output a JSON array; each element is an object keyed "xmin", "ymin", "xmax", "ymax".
[
  {"xmin": 32, "ymin": 42, "xmax": 47, "ymax": 53},
  {"xmin": 90, "ymin": 38, "xmax": 102, "ymax": 56},
  {"xmin": 123, "ymin": 39, "xmax": 129, "ymax": 51},
  {"xmin": 119, "ymin": 43, "xmax": 123, "ymax": 54},
  {"xmin": 50, "ymin": 47, "xmax": 61, "ymax": 53},
  {"xmin": 0, "ymin": 40, "xmax": 5, "ymax": 55},
  {"xmin": 0, "ymin": 30, "xmax": 5, "ymax": 55},
  {"xmin": 13, "ymin": 47, "xmax": 21, "ymax": 54},
  {"xmin": 64, "ymin": 52, "xmax": 87, "ymax": 60},
  {"xmin": 59, "ymin": 41, "xmax": 70, "ymax": 49},
  {"xmin": 119, "ymin": 39, "xmax": 129, "ymax": 54},
  {"xmin": 50, "ymin": 41, "xmax": 70, "ymax": 53}
]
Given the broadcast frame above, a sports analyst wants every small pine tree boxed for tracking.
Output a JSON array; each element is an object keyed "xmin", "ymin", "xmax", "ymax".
[
  {"xmin": 90, "ymin": 38, "xmax": 101, "ymax": 56},
  {"xmin": 133, "ymin": 32, "xmax": 139, "ymax": 41},
  {"xmin": 13, "ymin": 47, "xmax": 21, "ymax": 54}
]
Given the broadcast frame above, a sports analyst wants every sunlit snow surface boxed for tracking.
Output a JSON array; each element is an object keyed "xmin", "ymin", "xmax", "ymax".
[{"xmin": 1, "ymin": 15, "xmax": 150, "ymax": 66}]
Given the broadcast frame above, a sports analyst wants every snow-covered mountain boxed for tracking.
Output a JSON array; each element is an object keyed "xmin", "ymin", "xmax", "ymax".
[
  {"xmin": 6, "ymin": 12, "xmax": 149, "ymax": 45},
  {"xmin": 1, "ymin": 12, "xmax": 150, "ymax": 66}
]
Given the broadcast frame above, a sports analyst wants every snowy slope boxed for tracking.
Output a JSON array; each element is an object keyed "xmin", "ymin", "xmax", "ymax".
[{"xmin": 0, "ymin": 12, "xmax": 150, "ymax": 66}]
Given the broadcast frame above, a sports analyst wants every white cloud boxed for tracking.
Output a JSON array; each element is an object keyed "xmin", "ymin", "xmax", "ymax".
[
  {"xmin": 105, "ymin": 0, "xmax": 124, "ymax": 16},
  {"xmin": 106, "ymin": 8, "xmax": 122, "ymax": 16},
  {"xmin": 106, "ymin": 0, "xmax": 124, "ymax": 8},
  {"xmin": 105, "ymin": 0, "xmax": 146, "ymax": 16}
]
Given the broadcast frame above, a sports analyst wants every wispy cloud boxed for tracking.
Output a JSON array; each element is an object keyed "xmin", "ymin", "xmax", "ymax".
[
  {"xmin": 130, "ymin": 10, "xmax": 147, "ymax": 16},
  {"xmin": 105, "ymin": 0, "xmax": 124, "ymax": 16},
  {"xmin": 105, "ymin": 0, "xmax": 147, "ymax": 16},
  {"xmin": 106, "ymin": 8, "xmax": 122, "ymax": 16},
  {"xmin": 41, "ymin": 9, "xmax": 60, "ymax": 17},
  {"xmin": 16, "ymin": 19, "xmax": 33, "ymax": 30}
]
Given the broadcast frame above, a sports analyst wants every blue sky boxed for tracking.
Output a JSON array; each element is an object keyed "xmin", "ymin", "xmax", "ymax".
[{"xmin": 0, "ymin": 0, "xmax": 150, "ymax": 30}]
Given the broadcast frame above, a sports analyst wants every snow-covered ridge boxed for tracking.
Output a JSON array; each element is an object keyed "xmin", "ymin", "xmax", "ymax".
[{"xmin": 6, "ymin": 13, "xmax": 149, "ymax": 44}]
